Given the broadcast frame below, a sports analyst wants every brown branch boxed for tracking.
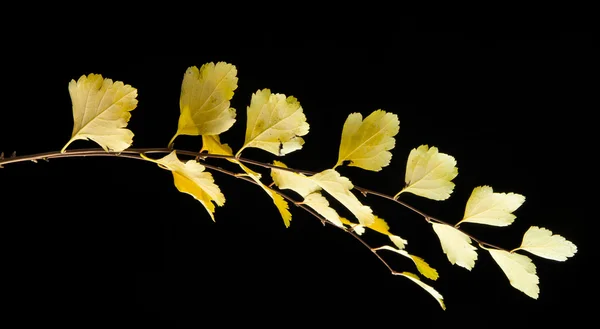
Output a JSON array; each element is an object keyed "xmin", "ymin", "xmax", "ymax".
[{"xmin": 0, "ymin": 147, "xmax": 510, "ymax": 252}]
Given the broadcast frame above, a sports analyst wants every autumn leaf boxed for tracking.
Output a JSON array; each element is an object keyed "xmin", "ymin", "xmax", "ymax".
[
  {"xmin": 201, "ymin": 135, "xmax": 234, "ymax": 156},
  {"xmin": 303, "ymin": 192, "xmax": 344, "ymax": 227},
  {"xmin": 335, "ymin": 110, "xmax": 400, "ymax": 171},
  {"xmin": 456, "ymin": 186, "xmax": 525, "ymax": 227},
  {"xmin": 431, "ymin": 223, "xmax": 478, "ymax": 270},
  {"xmin": 270, "ymin": 161, "xmax": 320, "ymax": 197},
  {"xmin": 237, "ymin": 89, "xmax": 309, "ymax": 157},
  {"xmin": 389, "ymin": 235, "xmax": 408, "ymax": 250},
  {"xmin": 270, "ymin": 161, "xmax": 342, "ymax": 227},
  {"xmin": 486, "ymin": 248, "xmax": 539, "ymax": 299},
  {"xmin": 395, "ymin": 145, "xmax": 458, "ymax": 200},
  {"xmin": 376, "ymin": 246, "xmax": 439, "ymax": 280},
  {"xmin": 311, "ymin": 169, "xmax": 374, "ymax": 226},
  {"xmin": 241, "ymin": 164, "xmax": 292, "ymax": 227},
  {"xmin": 341, "ymin": 216, "xmax": 408, "ymax": 249},
  {"xmin": 169, "ymin": 63, "xmax": 238, "ymax": 147},
  {"xmin": 398, "ymin": 272, "xmax": 445, "ymax": 310},
  {"xmin": 141, "ymin": 151, "xmax": 225, "ymax": 221},
  {"xmin": 271, "ymin": 163, "xmax": 373, "ymax": 226},
  {"xmin": 513, "ymin": 226, "xmax": 577, "ymax": 261},
  {"xmin": 62, "ymin": 74, "xmax": 138, "ymax": 153}
]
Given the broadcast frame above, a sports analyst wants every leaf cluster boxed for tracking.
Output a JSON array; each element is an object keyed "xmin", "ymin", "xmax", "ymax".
[{"xmin": 6, "ymin": 62, "xmax": 577, "ymax": 310}]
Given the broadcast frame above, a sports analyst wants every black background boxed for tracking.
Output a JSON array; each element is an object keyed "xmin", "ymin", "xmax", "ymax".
[{"xmin": 0, "ymin": 17, "xmax": 590, "ymax": 327}]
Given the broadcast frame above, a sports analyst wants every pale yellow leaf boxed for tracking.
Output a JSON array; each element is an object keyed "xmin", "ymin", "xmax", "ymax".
[
  {"xmin": 395, "ymin": 145, "xmax": 458, "ymax": 201},
  {"xmin": 271, "ymin": 164, "xmax": 373, "ymax": 225},
  {"xmin": 237, "ymin": 89, "xmax": 309, "ymax": 157},
  {"xmin": 431, "ymin": 223, "xmax": 478, "ymax": 270},
  {"xmin": 303, "ymin": 192, "xmax": 344, "ymax": 227},
  {"xmin": 389, "ymin": 235, "xmax": 408, "ymax": 250},
  {"xmin": 457, "ymin": 186, "xmax": 525, "ymax": 227},
  {"xmin": 241, "ymin": 164, "xmax": 291, "ymax": 227},
  {"xmin": 377, "ymin": 246, "xmax": 439, "ymax": 280},
  {"xmin": 270, "ymin": 162, "xmax": 342, "ymax": 227},
  {"xmin": 170, "ymin": 63, "xmax": 238, "ymax": 146},
  {"xmin": 311, "ymin": 169, "xmax": 374, "ymax": 226},
  {"xmin": 270, "ymin": 161, "xmax": 320, "ymax": 197},
  {"xmin": 514, "ymin": 226, "xmax": 577, "ymax": 261},
  {"xmin": 271, "ymin": 164, "xmax": 373, "ymax": 227},
  {"xmin": 62, "ymin": 74, "xmax": 138, "ymax": 153},
  {"xmin": 141, "ymin": 151, "xmax": 225, "ymax": 221},
  {"xmin": 399, "ymin": 272, "xmax": 445, "ymax": 310},
  {"xmin": 335, "ymin": 110, "xmax": 400, "ymax": 171},
  {"xmin": 487, "ymin": 249, "xmax": 539, "ymax": 299}
]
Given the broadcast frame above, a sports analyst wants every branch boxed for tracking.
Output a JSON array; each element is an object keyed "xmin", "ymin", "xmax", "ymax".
[
  {"xmin": 0, "ymin": 147, "xmax": 401, "ymax": 275},
  {"xmin": 0, "ymin": 147, "xmax": 509, "ymax": 252}
]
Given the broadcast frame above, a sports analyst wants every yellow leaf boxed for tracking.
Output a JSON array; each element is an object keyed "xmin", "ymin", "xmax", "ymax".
[
  {"xmin": 487, "ymin": 248, "xmax": 539, "ymax": 299},
  {"xmin": 303, "ymin": 192, "xmax": 344, "ymax": 227},
  {"xmin": 311, "ymin": 170, "xmax": 374, "ymax": 226},
  {"xmin": 141, "ymin": 151, "xmax": 225, "ymax": 221},
  {"xmin": 431, "ymin": 223, "xmax": 478, "ymax": 270},
  {"xmin": 169, "ymin": 63, "xmax": 238, "ymax": 146},
  {"xmin": 367, "ymin": 215, "xmax": 391, "ymax": 235},
  {"xmin": 241, "ymin": 164, "xmax": 292, "ymax": 227},
  {"xmin": 377, "ymin": 246, "xmax": 439, "ymax": 280},
  {"xmin": 389, "ymin": 235, "xmax": 408, "ymax": 250},
  {"xmin": 270, "ymin": 161, "xmax": 320, "ymax": 197},
  {"xmin": 270, "ymin": 161, "xmax": 343, "ymax": 227},
  {"xmin": 395, "ymin": 145, "xmax": 458, "ymax": 201},
  {"xmin": 272, "ymin": 164, "xmax": 373, "ymax": 226},
  {"xmin": 514, "ymin": 226, "xmax": 577, "ymax": 261},
  {"xmin": 62, "ymin": 74, "xmax": 138, "ymax": 153},
  {"xmin": 456, "ymin": 186, "xmax": 525, "ymax": 227},
  {"xmin": 201, "ymin": 135, "xmax": 234, "ymax": 156},
  {"xmin": 200, "ymin": 136, "xmax": 286, "ymax": 224},
  {"xmin": 237, "ymin": 89, "xmax": 309, "ymax": 157},
  {"xmin": 411, "ymin": 255, "xmax": 440, "ymax": 281},
  {"xmin": 399, "ymin": 272, "xmax": 445, "ymax": 310},
  {"xmin": 340, "ymin": 217, "xmax": 407, "ymax": 248},
  {"xmin": 335, "ymin": 110, "xmax": 400, "ymax": 171}
]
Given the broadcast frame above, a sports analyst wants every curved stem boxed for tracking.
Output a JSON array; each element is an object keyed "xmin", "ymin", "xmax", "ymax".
[{"xmin": 0, "ymin": 147, "xmax": 509, "ymax": 251}]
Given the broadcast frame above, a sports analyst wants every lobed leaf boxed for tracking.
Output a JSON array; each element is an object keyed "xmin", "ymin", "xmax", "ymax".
[
  {"xmin": 456, "ymin": 186, "xmax": 525, "ymax": 227},
  {"xmin": 237, "ymin": 89, "xmax": 309, "ymax": 157},
  {"xmin": 431, "ymin": 223, "xmax": 478, "ymax": 270},
  {"xmin": 487, "ymin": 248, "xmax": 539, "ymax": 299},
  {"xmin": 170, "ymin": 63, "xmax": 238, "ymax": 146},
  {"xmin": 335, "ymin": 110, "xmax": 400, "ymax": 171},
  {"xmin": 514, "ymin": 226, "xmax": 577, "ymax": 261},
  {"xmin": 62, "ymin": 74, "xmax": 138, "ymax": 153},
  {"xmin": 396, "ymin": 145, "xmax": 458, "ymax": 201},
  {"xmin": 141, "ymin": 151, "xmax": 225, "ymax": 221}
]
